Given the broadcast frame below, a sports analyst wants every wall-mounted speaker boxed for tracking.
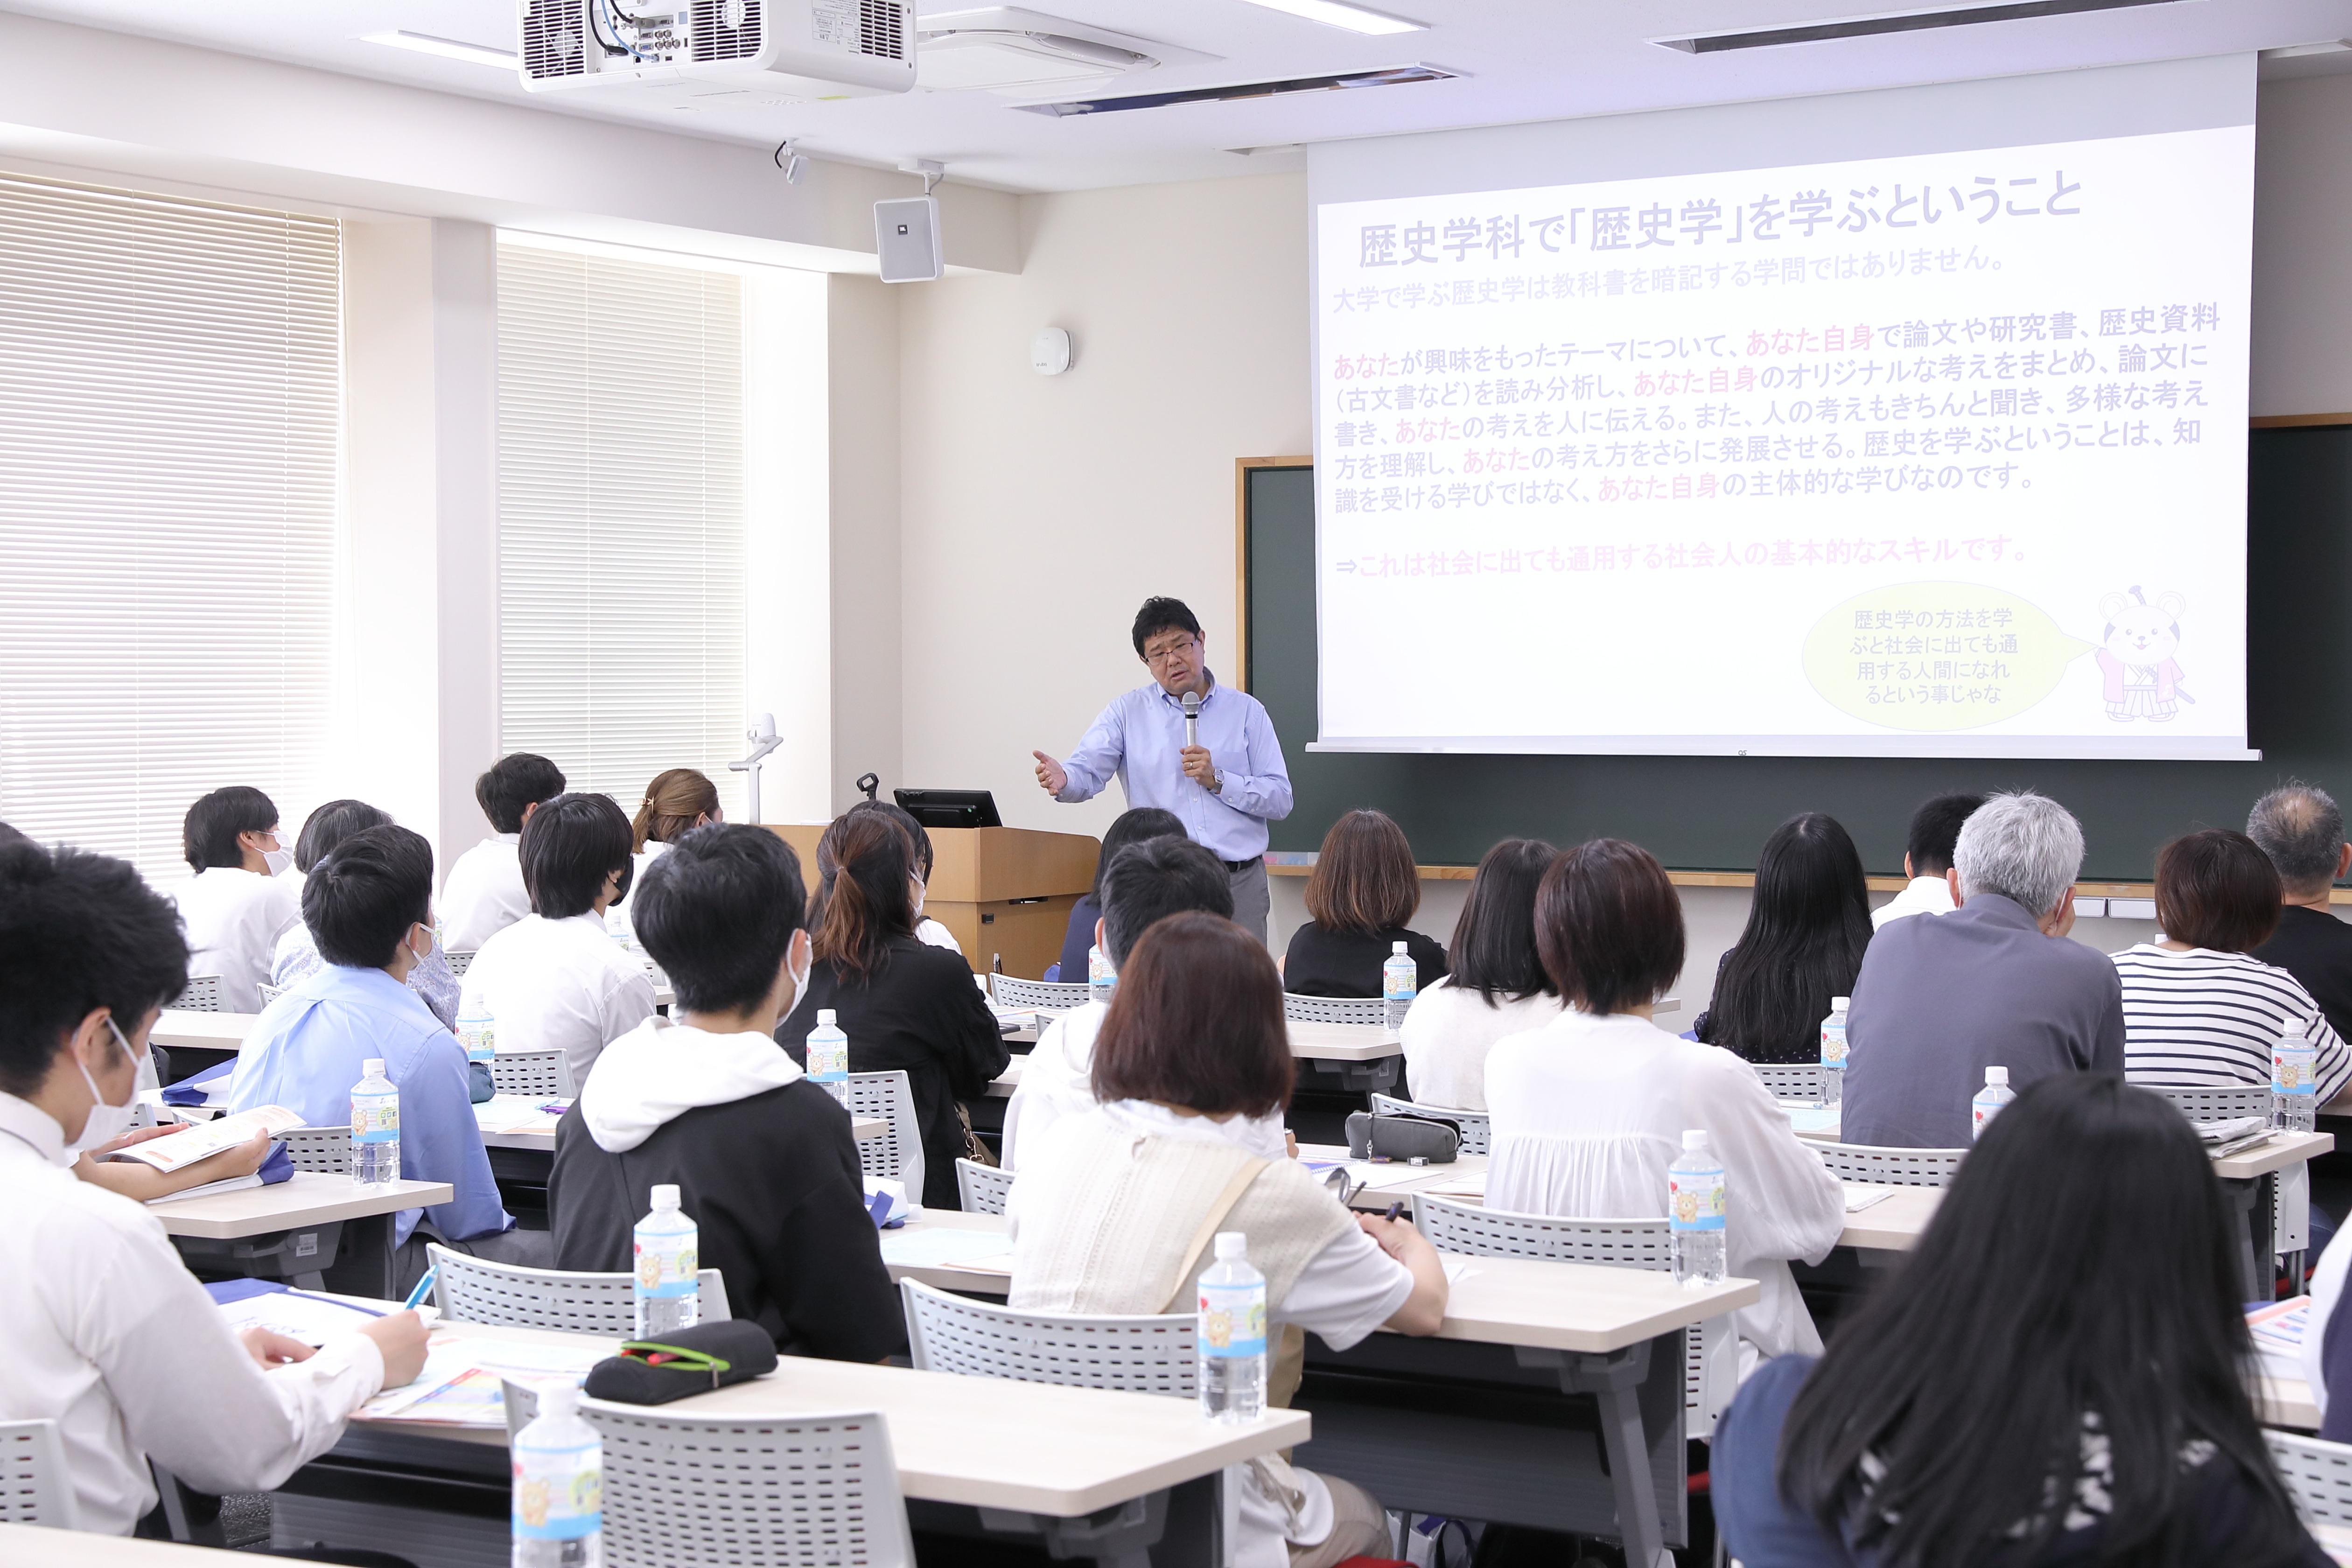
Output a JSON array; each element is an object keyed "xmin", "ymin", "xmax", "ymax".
[{"xmin": 875, "ymin": 196, "xmax": 942, "ymax": 283}]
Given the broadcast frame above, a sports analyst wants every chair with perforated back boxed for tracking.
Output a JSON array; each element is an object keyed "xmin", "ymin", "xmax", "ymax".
[
  {"xmin": 445, "ymin": 949, "xmax": 477, "ymax": 978},
  {"xmin": 0, "ymin": 1419, "xmax": 79, "ymax": 1528},
  {"xmin": 173, "ymin": 975, "xmax": 225, "ymax": 1012},
  {"xmin": 992, "ymin": 974, "xmax": 1090, "ymax": 1013},
  {"xmin": 1368, "ymin": 1092, "xmax": 1490, "ymax": 1155},
  {"xmin": 488, "ymin": 1049, "xmax": 576, "ymax": 1097},
  {"xmin": 2152, "ymin": 1084, "xmax": 2274, "ymax": 1121},
  {"xmin": 2150, "ymin": 1085, "xmax": 2313, "ymax": 1268},
  {"xmin": 901, "ymin": 1278, "xmax": 1197, "ymax": 1397},
  {"xmin": 427, "ymin": 1243, "xmax": 729, "ymax": 1335},
  {"xmin": 844, "ymin": 1070, "xmax": 925, "ymax": 1202},
  {"xmin": 1750, "ymin": 1063, "xmax": 1825, "ymax": 1102},
  {"xmin": 1411, "ymin": 1194, "xmax": 1732, "ymax": 1440},
  {"xmin": 584, "ymin": 1403, "xmax": 914, "ymax": 1568},
  {"xmin": 1812, "ymin": 1142, "xmax": 1968, "ymax": 1187},
  {"xmin": 955, "ymin": 1156, "xmax": 1011, "ymax": 1215},
  {"xmin": 1283, "ymin": 993, "xmax": 1385, "ymax": 1027},
  {"xmin": 279, "ymin": 1126, "xmax": 351, "ymax": 1174},
  {"xmin": 256, "ymin": 981, "xmax": 285, "ymax": 1008},
  {"xmin": 2268, "ymin": 1429, "xmax": 2352, "ymax": 1529}
]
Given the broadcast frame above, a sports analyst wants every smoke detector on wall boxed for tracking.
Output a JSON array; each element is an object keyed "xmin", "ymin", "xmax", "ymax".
[{"xmin": 915, "ymin": 7, "xmax": 1216, "ymax": 94}]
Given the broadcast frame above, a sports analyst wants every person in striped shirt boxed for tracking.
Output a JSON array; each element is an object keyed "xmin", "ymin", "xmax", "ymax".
[{"xmin": 2114, "ymin": 828, "xmax": 2352, "ymax": 1103}]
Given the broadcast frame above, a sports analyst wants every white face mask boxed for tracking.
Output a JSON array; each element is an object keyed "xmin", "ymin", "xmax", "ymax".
[
  {"xmin": 780, "ymin": 937, "xmax": 812, "ymax": 1019},
  {"xmin": 259, "ymin": 831, "xmax": 293, "ymax": 877},
  {"xmin": 401, "ymin": 923, "xmax": 432, "ymax": 970},
  {"xmin": 66, "ymin": 1018, "xmax": 143, "ymax": 1155},
  {"xmin": 910, "ymin": 875, "xmax": 927, "ymax": 920}
]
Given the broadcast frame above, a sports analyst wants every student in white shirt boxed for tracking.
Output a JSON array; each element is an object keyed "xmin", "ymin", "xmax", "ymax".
[
  {"xmin": 1485, "ymin": 837, "xmax": 1845, "ymax": 1372},
  {"xmin": 1001, "ymin": 834, "xmax": 1257, "ymax": 1171},
  {"xmin": 1398, "ymin": 837, "xmax": 1564, "ymax": 1110},
  {"xmin": 0, "ymin": 837, "xmax": 427, "ymax": 1536},
  {"xmin": 608, "ymin": 766, "xmax": 721, "ymax": 940},
  {"xmin": 1008, "ymin": 910, "xmax": 1447, "ymax": 1568},
  {"xmin": 441, "ymin": 753, "xmax": 565, "ymax": 952},
  {"xmin": 459, "ymin": 791, "xmax": 655, "ymax": 1089},
  {"xmin": 1871, "ymin": 790, "xmax": 1987, "ymax": 930},
  {"xmin": 172, "ymin": 785, "xmax": 300, "ymax": 1012}
]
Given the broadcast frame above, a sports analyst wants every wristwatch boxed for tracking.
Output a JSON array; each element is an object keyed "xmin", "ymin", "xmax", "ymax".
[{"xmin": 1209, "ymin": 769, "xmax": 1224, "ymax": 795}]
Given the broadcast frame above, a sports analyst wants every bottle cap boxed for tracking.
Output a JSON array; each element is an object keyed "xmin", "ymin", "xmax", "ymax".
[
  {"xmin": 1393, "ymin": 940, "xmax": 1408, "ymax": 953},
  {"xmin": 362, "ymin": 1058, "xmax": 385, "ymax": 1076},
  {"xmin": 1831, "ymin": 997, "xmax": 1851, "ymax": 1010},
  {"xmin": 1213, "ymin": 1231, "xmax": 1247, "ymax": 1259},
  {"xmin": 536, "ymin": 1381, "xmax": 581, "ymax": 1415},
  {"xmin": 651, "ymin": 1183, "xmax": 680, "ymax": 1209},
  {"xmin": 817, "ymin": 1009, "xmax": 836, "ymax": 1026},
  {"xmin": 1985, "ymin": 1065, "xmax": 2009, "ymax": 1086},
  {"xmin": 1682, "ymin": 1129, "xmax": 1709, "ymax": 1151}
]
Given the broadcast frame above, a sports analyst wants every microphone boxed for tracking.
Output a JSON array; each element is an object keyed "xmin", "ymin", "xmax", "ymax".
[{"xmin": 1182, "ymin": 690, "xmax": 1200, "ymax": 751}]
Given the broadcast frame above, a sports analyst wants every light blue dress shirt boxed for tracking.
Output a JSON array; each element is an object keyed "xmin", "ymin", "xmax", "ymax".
[
  {"xmin": 224, "ymin": 963, "xmax": 513, "ymax": 1247},
  {"xmin": 1056, "ymin": 672, "xmax": 1294, "ymax": 862}
]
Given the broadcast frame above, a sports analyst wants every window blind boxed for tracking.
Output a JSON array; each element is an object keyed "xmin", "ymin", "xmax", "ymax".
[
  {"xmin": 495, "ymin": 243, "xmax": 749, "ymax": 825},
  {"xmin": 0, "ymin": 173, "xmax": 341, "ymax": 892}
]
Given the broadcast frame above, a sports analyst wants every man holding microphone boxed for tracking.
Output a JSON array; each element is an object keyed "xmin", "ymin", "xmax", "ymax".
[{"xmin": 1032, "ymin": 597, "xmax": 1293, "ymax": 942}]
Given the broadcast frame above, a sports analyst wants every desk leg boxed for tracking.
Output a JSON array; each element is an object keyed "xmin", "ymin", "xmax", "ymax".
[
  {"xmin": 961, "ymin": 1472, "xmax": 1223, "ymax": 1568},
  {"xmin": 1516, "ymin": 1341, "xmax": 1670, "ymax": 1568},
  {"xmin": 2255, "ymin": 1171, "xmax": 2279, "ymax": 1300},
  {"xmin": 318, "ymin": 1211, "xmax": 397, "ymax": 1301}
]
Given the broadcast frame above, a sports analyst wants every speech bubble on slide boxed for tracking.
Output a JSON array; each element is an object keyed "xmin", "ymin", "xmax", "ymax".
[{"xmin": 1803, "ymin": 582, "xmax": 2096, "ymax": 731}]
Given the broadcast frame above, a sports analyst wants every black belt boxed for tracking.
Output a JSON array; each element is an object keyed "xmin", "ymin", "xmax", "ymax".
[{"xmin": 1224, "ymin": 858, "xmax": 1259, "ymax": 874}]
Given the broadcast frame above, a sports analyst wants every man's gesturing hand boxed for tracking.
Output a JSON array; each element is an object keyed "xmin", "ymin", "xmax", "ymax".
[{"xmin": 1033, "ymin": 751, "xmax": 1067, "ymax": 796}]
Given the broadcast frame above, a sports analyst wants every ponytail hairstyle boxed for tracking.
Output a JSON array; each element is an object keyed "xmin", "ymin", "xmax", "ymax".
[
  {"xmin": 812, "ymin": 809, "xmax": 917, "ymax": 982},
  {"xmin": 631, "ymin": 769, "xmax": 722, "ymax": 855}
]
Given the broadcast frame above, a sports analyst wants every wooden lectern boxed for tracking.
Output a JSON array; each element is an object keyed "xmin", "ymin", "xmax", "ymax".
[{"xmin": 766, "ymin": 824, "xmax": 1099, "ymax": 979}]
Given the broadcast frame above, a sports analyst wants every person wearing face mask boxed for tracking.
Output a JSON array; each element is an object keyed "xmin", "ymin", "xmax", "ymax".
[
  {"xmin": 0, "ymin": 838, "xmax": 431, "ymax": 1536},
  {"xmin": 173, "ymin": 785, "xmax": 302, "ymax": 1011},
  {"xmin": 550, "ymin": 825, "xmax": 905, "ymax": 1361},
  {"xmin": 458, "ymin": 793, "xmax": 657, "ymax": 1092},
  {"xmin": 225, "ymin": 825, "xmax": 544, "ymax": 1290}
]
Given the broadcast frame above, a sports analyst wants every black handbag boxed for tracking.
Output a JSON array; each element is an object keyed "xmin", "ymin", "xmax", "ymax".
[
  {"xmin": 1343, "ymin": 1110, "xmax": 1461, "ymax": 1164},
  {"xmin": 582, "ymin": 1319, "xmax": 778, "ymax": 1406}
]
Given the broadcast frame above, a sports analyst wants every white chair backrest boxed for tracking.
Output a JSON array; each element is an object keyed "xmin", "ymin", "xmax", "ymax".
[
  {"xmin": 2152, "ymin": 1084, "xmax": 2274, "ymax": 1122},
  {"xmin": 1750, "ymin": 1063, "xmax": 1825, "ymax": 1101},
  {"xmin": 488, "ymin": 1049, "xmax": 576, "ymax": 1098},
  {"xmin": 279, "ymin": 1125, "xmax": 351, "ymax": 1174},
  {"xmin": 174, "ymin": 974, "xmax": 225, "ymax": 1013},
  {"xmin": 1812, "ymin": 1142, "xmax": 1968, "ymax": 1188},
  {"xmin": 427, "ymin": 1242, "xmax": 730, "ymax": 1335},
  {"xmin": 1368, "ymin": 1093, "xmax": 1490, "ymax": 1154},
  {"xmin": 1283, "ymin": 993, "xmax": 1384, "ymax": 1027},
  {"xmin": 585, "ymin": 1403, "xmax": 914, "ymax": 1568},
  {"xmin": 901, "ymin": 1279, "xmax": 1195, "ymax": 1397},
  {"xmin": 0, "ymin": 1419, "xmax": 79, "ymax": 1529},
  {"xmin": 256, "ymin": 981, "xmax": 286, "ymax": 1008},
  {"xmin": 845, "ymin": 1070, "xmax": 924, "ymax": 1201},
  {"xmin": 2269, "ymin": 1429, "xmax": 2352, "ymax": 1527},
  {"xmin": 955, "ymin": 1156, "xmax": 1011, "ymax": 1215},
  {"xmin": 1410, "ymin": 1194, "xmax": 1727, "ymax": 1438},
  {"xmin": 445, "ymin": 949, "xmax": 477, "ymax": 977},
  {"xmin": 991, "ymin": 974, "xmax": 1089, "ymax": 1012}
]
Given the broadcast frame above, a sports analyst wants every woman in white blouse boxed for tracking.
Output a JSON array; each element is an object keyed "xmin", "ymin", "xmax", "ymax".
[
  {"xmin": 172, "ymin": 785, "xmax": 300, "ymax": 1012},
  {"xmin": 1484, "ymin": 837, "xmax": 1845, "ymax": 1371},
  {"xmin": 1398, "ymin": 837, "xmax": 1564, "ymax": 1109}
]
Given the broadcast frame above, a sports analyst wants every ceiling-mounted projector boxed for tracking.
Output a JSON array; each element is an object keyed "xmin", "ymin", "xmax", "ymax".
[{"xmin": 519, "ymin": 0, "xmax": 917, "ymax": 97}]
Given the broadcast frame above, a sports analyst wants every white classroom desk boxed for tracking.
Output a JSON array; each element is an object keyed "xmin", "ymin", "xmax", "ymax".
[
  {"xmin": 0, "ymin": 1526, "xmax": 251, "ymax": 1566},
  {"xmin": 472, "ymin": 1097, "xmax": 885, "ymax": 1151},
  {"xmin": 149, "ymin": 1172, "xmax": 449, "ymax": 1299},
  {"xmin": 151, "ymin": 1008, "xmax": 258, "ymax": 1052},
  {"xmin": 986, "ymin": 1016, "xmax": 1405, "ymax": 1098}
]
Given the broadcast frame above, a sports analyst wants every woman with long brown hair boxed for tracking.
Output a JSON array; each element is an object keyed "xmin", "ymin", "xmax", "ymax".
[
  {"xmin": 775, "ymin": 809, "xmax": 1007, "ymax": 1207},
  {"xmin": 608, "ymin": 768, "xmax": 721, "ymax": 940}
]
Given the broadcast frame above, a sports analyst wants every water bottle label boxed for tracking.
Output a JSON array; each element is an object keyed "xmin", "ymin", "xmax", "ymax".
[
  {"xmin": 1820, "ymin": 1024, "xmax": 1848, "ymax": 1069},
  {"xmin": 459, "ymin": 1019, "xmax": 495, "ymax": 1064},
  {"xmin": 634, "ymin": 1236, "xmax": 699, "ymax": 1299},
  {"xmin": 1383, "ymin": 962, "xmax": 1417, "ymax": 1003},
  {"xmin": 807, "ymin": 1038, "xmax": 847, "ymax": 1082},
  {"xmin": 1669, "ymin": 1170, "xmax": 1726, "ymax": 1232},
  {"xmin": 1197, "ymin": 1281, "xmax": 1266, "ymax": 1359},
  {"xmin": 1973, "ymin": 1098, "xmax": 2004, "ymax": 1136},
  {"xmin": 351, "ymin": 1095, "xmax": 398, "ymax": 1143},
  {"xmin": 512, "ymin": 1442, "xmax": 602, "ymax": 1541},
  {"xmin": 2276, "ymin": 1047, "xmax": 2319, "ymax": 1095}
]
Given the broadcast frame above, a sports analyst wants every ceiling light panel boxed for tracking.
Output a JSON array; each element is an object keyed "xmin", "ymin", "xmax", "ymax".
[
  {"xmin": 357, "ymin": 29, "xmax": 519, "ymax": 68},
  {"xmin": 1232, "ymin": 0, "xmax": 1426, "ymax": 37}
]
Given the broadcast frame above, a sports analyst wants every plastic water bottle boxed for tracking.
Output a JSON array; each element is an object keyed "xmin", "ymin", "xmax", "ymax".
[
  {"xmin": 1197, "ymin": 1232, "xmax": 1267, "ymax": 1423},
  {"xmin": 1819, "ymin": 996, "xmax": 1850, "ymax": 1109},
  {"xmin": 511, "ymin": 1381, "xmax": 602, "ymax": 1568},
  {"xmin": 2275, "ymin": 1027, "xmax": 2320, "ymax": 1134},
  {"xmin": 632, "ymin": 1184, "xmax": 700, "ymax": 1338},
  {"xmin": 350, "ymin": 1058, "xmax": 399, "ymax": 1187},
  {"xmin": 458, "ymin": 1003, "xmax": 497, "ymax": 1072},
  {"xmin": 1668, "ymin": 1130, "xmax": 1727, "ymax": 1287},
  {"xmin": 805, "ymin": 1008, "xmax": 849, "ymax": 1105},
  {"xmin": 1382, "ymin": 941, "xmax": 1418, "ymax": 1040},
  {"xmin": 1087, "ymin": 943, "xmax": 1117, "ymax": 1007},
  {"xmin": 1971, "ymin": 1064, "xmax": 2016, "ymax": 1141}
]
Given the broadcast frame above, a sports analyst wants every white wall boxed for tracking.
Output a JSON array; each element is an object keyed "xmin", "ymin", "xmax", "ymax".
[
  {"xmin": 2251, "ymin": 72, "xmax": 2352, "ymax": 417},
  {"xmin": 895, "ymin": 173, "xmax": 1310, "ymax": 832}
]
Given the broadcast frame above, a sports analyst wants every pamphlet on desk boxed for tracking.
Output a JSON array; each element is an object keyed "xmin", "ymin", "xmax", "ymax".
[
  {"xmin": 2249, "ymin": 1295, "xmax": 2311, "ymax": 1383},
  {"xmin": 110, "ymin": 1105, "xmax": 300, "ymax": 1173}
]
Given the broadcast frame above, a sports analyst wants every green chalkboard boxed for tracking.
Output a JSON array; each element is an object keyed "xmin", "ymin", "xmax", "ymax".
[{"xmin": 1243, "ymin": 429, "xmax": 2352, "ymax": 882}]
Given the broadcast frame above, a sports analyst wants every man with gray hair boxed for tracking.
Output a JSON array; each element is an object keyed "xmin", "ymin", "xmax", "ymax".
[
  {"xmin": 2249, "ymin": 782, "xmax": 2352, "ymax": 1043},
  {"xmin": 1842, "ymin": 791, "xmax": 2125, "ymax": 1148}
]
